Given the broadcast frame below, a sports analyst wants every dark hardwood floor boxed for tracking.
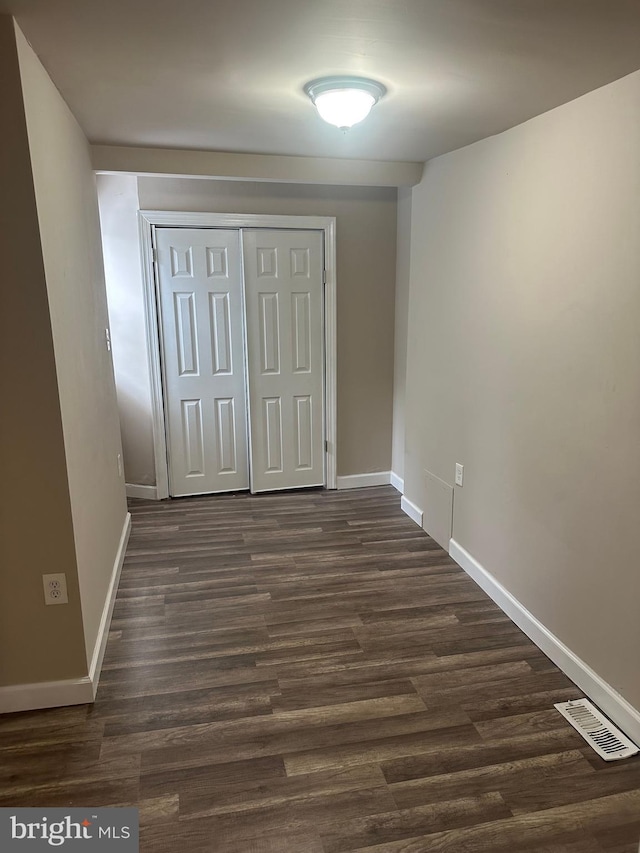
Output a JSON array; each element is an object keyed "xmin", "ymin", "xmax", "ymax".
[{"xmin": 2, "ymin": 486, "xmax": 640, "ymax": 851}]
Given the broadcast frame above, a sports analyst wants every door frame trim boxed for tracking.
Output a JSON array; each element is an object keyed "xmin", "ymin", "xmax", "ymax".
[{"xmin": 138, "ymin": 209, "xmax": 338, "ymax": 498}]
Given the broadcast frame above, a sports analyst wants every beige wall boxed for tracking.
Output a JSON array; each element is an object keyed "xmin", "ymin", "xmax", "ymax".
[
  {"xmin": 391, "ymin": 187, "xmax": 412, "ymax": 482},
  {"xmin": 125, "ymin": 177, "xmax": 398, "ymax": 480},
  {"xmin": 97, "ymin": 175, "xmax": 156, "ymax": 486},
  {"xmin": 0, "ymin": 18, "xmax": 87, "ymax": 684},
  {"xmin": 16, "ymin": 25, "xmax": 128, "ymax": 670},
  {"xmin": 92, "ymin": 145, "xmax": 423, "ymax": 187},
  {"xmin": 405, "ymin": 70, "xmax": 640, "ymax": 710}
]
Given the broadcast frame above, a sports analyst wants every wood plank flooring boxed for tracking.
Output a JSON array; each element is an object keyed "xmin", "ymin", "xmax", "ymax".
[{"xmin": 1, "ymin": 486, "xmax": 640, "ymax": 852}]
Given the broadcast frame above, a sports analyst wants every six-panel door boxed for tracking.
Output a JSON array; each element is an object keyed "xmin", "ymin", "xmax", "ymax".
[
  {"xmin": 242, "ymin": 230, "xmax": 325, "ymax": 492},
  {"xmin": 155, "ymin": 228, "xmax": 250, "ymax": 496}
]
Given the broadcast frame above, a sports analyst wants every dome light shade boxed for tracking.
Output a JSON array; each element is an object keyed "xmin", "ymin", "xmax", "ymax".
[{"xmin": 304, "ymin": 77, "xmax": 386, "ymax": 129}]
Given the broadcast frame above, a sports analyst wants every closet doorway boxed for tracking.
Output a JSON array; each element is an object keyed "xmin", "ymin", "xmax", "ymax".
[{"xmin": 139, "ymin": 211, "xmax": 337, "ymax": 499}]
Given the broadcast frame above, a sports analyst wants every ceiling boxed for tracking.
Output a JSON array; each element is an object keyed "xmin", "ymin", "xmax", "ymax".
[{"xmin": 4, "ymin": 0, "xmax": 640, "ymax": 163}]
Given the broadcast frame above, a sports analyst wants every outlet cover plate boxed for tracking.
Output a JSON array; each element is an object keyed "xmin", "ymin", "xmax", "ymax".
[{"xmin": 43, "ymin": 573, "xmax": 68, "ymax": 605}]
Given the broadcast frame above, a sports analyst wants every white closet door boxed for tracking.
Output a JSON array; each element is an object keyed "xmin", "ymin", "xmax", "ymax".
[
  {"xmin": 242, "ymin": 230, "xmax": 325, "ymax": 493},
  {"xmin": 156, "ymin": 228, "xmax": 249, "ymax": 496}
]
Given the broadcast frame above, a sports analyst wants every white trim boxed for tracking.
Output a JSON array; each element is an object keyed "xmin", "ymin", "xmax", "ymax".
[
  {"xmin": 138, "ymin": 211, "xmax": 337, "ymax": 496},
  {"xmin": 337, "ymin": 471, "xmax": 390, "ymax": 490},
  {"xmin": 125, "ymin": 483, "xmax": 159, "ymax": 500},
  {"xmin": 449, "ymin": 538, "xmax": 640, "ymax": 748},
  {"xmin": 88, "ymin": 512, "xmax": 132, "ymax": 697},
  {"xmin": 138, "ymin": 213, "xmax": 170, "ymax": 499},
  {"xmin": 400, "ymin": 495, "xmax": 423, "ymax": 526},
  {"xmin": 390, "ymin": 472, "xmax": 404, "ymax": 493},
  {"xmin": 323, "ymin": 217, "xmax": 337, "ymax": 492},
  {"xmin": 0, "ymin": 678, "xmax": 94, "ymax": 715}
]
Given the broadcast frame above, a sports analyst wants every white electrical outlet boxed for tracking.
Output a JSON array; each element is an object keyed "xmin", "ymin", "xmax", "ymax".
[
  {"xmin": 43, "ymin": 573, "xmax": 68, "ymax": 605},
  {"xmin": 105, "ymin": 328, "xmax": 111, "ymax": 352},
  {"xmin": 117, "ymin": 453, "xmax": 123, "ymax": 477},
  {"xmin": 455, "ymin": 463, "xmax": 464, "ymax": 487}
]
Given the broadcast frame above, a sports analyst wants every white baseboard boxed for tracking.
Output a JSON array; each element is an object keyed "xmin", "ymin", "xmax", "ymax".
[
  {"xmin": 126, "ymin": 483, "xmax": 158, "ymax": 500},
  {"xmin": 0, "ymin": 677, "xmax": 94, "ymax": 714},
  {"xmin": 401, "ymin": 495, "xmax": 423, "ymax": 527},
  {"xmin": 390, "ymin": 472, "xmax": 404, "ymax": 493},
  {"xmin": 88, "ymin": 511, "xmax": 132, "ymax": 697},
  {"xmin": 336, "ymin": 471, "xmax": 391, "ymax": 490},
  {"xmin": 449, "ymin": 538, "xmax": 640, "ymax": 748},
  {"xmin": 0, "ymin": 512, "xmax": 132, "ymax": 715}
]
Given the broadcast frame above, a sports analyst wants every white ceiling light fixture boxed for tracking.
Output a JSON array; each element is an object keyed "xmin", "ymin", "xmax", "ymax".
[{"xmin": 304, "ymin": 76, "xmax": 387, "ymax": 130}]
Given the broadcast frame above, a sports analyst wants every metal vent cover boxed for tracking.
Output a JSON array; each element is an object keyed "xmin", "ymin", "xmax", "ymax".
[{"xmin": 555, "ymin": 699, "xmax": 639, "ymax": 761}]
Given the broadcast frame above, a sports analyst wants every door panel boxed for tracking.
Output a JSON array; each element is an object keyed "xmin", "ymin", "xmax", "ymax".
[
  {"xmin": 263, "ymin": 396, "xmax": 284, "ymax": 473},
  {"xmin": 243, "ymin": 230, "xmax": 325, "ymax": 492},
  {"xmin": 294, "ymin": 395, "xmax": 313, "ymax": 470},
  {"xmin": 181, "ymin": 399, "xmax": 204, "ymax": 475},
  {"xmin": 292, "ymin": 292, "xmax": 311, "ymax": 373},
  {"xmin": 173, "ymin": 292, "xmax": 198, "ymax": 375},
  {"xmin": 259, "ymin": 292, "xmax": 281, "ymax": 373},
  {"xmin": 209, "ymin": 292, "xmax": 233, "ymax": 375},
  {"xmin": 156, "ymin": 228, "xmax": 249, "ymax": 496}
]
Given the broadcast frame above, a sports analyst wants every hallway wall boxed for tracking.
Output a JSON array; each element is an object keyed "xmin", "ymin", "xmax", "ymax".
[{"xmin": 404, "ymin": 69, "xmax": 640, "ymax": 718}]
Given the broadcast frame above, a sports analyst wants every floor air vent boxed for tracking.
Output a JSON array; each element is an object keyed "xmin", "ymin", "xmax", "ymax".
[{"xmin": 554, "ymin": 699, "xmax": 639, "ymax": 761}]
